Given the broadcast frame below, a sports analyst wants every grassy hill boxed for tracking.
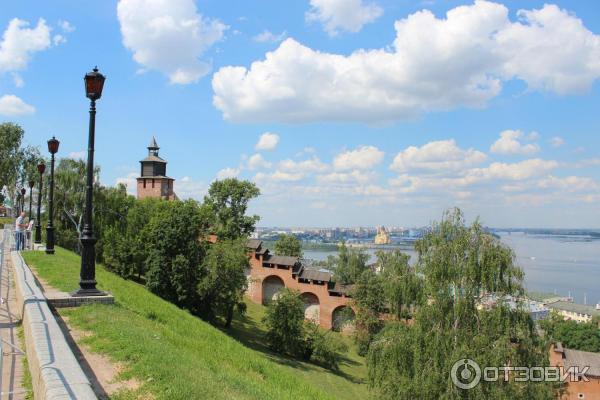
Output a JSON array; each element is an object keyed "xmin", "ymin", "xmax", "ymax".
[{"xmin": 22, "ymin": 248, "xmax": 368, "ymax": 400}]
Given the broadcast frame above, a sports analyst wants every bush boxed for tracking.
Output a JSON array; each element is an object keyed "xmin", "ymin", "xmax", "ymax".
[
  {"xmin": 263, "ymin": 289, "xmax": 307, "ymax": 356},
  {"xmin": 264, "ymin": 289, "xmax": 348, "ymax": 369},
  {"xmin": 305, "ymin": 322, "xmax": 348, "ymax": 370}
]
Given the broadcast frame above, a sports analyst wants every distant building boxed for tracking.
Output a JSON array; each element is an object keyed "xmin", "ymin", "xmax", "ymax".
[
  {"xmin": 374, "ymin": 226, "xmax": 391, "ymax": 245},
  {"xmin": 136, "ymin": 137, "xmax": 177, "ymax": 200},
  {"xmin": 550, "ymin": 342, "xmax": 600, "ymax": 400},
  {"xmin": 546, "ymin": 301, "xmax": 600, "ymax": 323}
]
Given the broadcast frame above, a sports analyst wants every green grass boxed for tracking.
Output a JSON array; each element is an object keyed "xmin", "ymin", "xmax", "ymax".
[
  {"xmin": 0, "ymin": 216, "xmax": 13, "ymax": 226},
  {"xmin": 22, "ymin": 248, "xmax": 368, "ymax": 400},
  {"xmin": 227, "ymin": 299, "xmax": 369, "ymax": 400},
  {"xmin": 17, "ymin": 325, "xmax": 34, "ymax": 400}
]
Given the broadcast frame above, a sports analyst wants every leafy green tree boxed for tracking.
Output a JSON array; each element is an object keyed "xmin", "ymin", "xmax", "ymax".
[
  {"xmin": 144, "ymin": 200, "xmax": 207, "ymax": 313},
  {"xmin": 263, "ymin": 288, "xmax": 307, "ymax": 357},
  {"xmin": 0, "ymin": 123, "xmax": 41, "ymax": 212},
  {"xmin": 377, "ymin": 249, "xmax": 424, "ymax": 321},
  {"xmin": 352, "ymin": 269, "xmax": 386, "ymax": 355},
  {"xmin": 334, "ymin": 241, "xmax": 369, "ymax": 284},
  {"xmin": 203, "ymin": 178, "xmax": 260, "ymax": 240},
  {"xmin": 198, "ymin": 239, "xmax": 249, "ymax": 326},
  {"xmin": 367, "ymin": 208, "xmax": 554, "ymax": 399},
  {"xmin": 541, "ymin": 313, "xmax": 600, "ymax": 352},
  {"xmin": 274, "ymin": 234, "xmax": 303, "ymax": 257}
]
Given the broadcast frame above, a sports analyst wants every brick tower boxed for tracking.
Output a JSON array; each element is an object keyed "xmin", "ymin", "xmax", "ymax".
[{"xmin": 136, "ymin": 137, "xmax": 176, "ymax": 200}]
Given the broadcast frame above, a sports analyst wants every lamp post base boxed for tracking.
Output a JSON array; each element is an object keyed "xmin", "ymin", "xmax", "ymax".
[
  {"xmin": 34, "ymin": 225, "xmax": 42, "ymax": 244},
  {"xmin": 45, "ymin": 226, "xmax": 55, "ymax": 254},
  {"xmin": 71, "ymin": 287, "xmax": 107, "ymax": 297}
]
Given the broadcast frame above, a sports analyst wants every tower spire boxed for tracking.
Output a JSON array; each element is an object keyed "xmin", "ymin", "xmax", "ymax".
[{"xmin": 148, "ymin": 136, "xmax": 159, "ymax": 156}]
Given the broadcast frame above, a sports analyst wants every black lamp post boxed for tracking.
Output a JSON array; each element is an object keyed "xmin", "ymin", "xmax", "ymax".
[
  {"xmin": 46, "ymin": 137, "xmax": 59, "ymax": 255},
  {"xmin": 28, "ymin": 180, "xmax": 34, "ymax": 220},
  {"xmin": 74, "ymin": 66, "xmax": 106, "ymax": 296},
  {"xmin": 20, "ymin": 188, "xmax": 26, "ymax": 214},
  {"xmin": 34, "ymin": 162, "xmax": 45, "ymax": 244}
]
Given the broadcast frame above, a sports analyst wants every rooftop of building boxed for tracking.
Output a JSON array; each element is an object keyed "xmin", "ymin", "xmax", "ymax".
[
  {"xmin": 546, "ymin": 301, "xmax": 600, "ymax": 316},
  {"xmin": 555, "ymin": 343, "xmax": 600, "ymax": 378}
]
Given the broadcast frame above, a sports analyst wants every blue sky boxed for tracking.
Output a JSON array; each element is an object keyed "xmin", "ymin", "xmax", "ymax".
[{"xmin": 1, "ymin": 0, "xmax": 600, "ymax": 228}]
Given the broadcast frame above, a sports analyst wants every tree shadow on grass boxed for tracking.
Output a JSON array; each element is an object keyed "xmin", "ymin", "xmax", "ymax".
[{"xmin": 218, "ymin": 309, "xmax": 366, "ymax": 384}]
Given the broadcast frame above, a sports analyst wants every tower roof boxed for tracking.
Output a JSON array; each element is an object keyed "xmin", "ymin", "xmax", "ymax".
[{"xmin": 148, "ymin": 136, "xmax": 159, "ymax": 149}]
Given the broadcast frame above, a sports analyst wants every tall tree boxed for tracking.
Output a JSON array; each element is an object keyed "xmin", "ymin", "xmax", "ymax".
[
  {"xmin": 274, "ymin": 233, "xmax": 303, "ymax": 257},
  {"xmin": 334, "ymin": 241, "xmax": 369, "ymax": 284},
  {"xmin": 203, "ymin": 178, "xmax": 260, "ymax": 240},
  {"xmin": 198, "ymin": 239, "xmax": 249, "ymax": 326},
  {"xmin": 0, "ymin": 123, "xmax": 41, "ymax": 211},
  {"xmin": 367, "ymin": 208, "xmax": 554, "ymax": 399}
]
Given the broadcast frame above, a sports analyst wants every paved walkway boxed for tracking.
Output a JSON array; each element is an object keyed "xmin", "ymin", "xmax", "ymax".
[{"xmin": 0, "ymin": 230, "xmax": 28, "ymax": 399}]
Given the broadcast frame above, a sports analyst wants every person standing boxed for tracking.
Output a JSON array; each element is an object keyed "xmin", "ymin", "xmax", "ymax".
[{"xmin": 14, "ymin": 212, "xmax": 27, "ymax": 250}]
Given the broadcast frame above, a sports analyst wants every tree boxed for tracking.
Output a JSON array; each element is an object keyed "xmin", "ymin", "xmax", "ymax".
[
  {"xmin": 541, "ymin": 313, "xmax": 600, "ymax": 352},
  {"xmin": 198, "ymin": 239, "xmax": 249, "ymax": 326},
  {"xmin": 377, "ymin": 249, "xmax": 423, "ymax": 321},
  {"xmin": 203, "ymin": 178, "xmax": 260, "ymax": 240},
  {"xmin": 0, "ymin": 123, "xmax": 41, "ymax": 212},
  {"xmin": 334, "ymin": 241, "xmax": 369, "ymax": 284},
  {"xmin": 274, "ymin": 234, "xmax": 303, "ymax": 257},
  {"xmin": 263, "ymin": 288, "xmax": 307, "ymax": 357},
  {"xmin": 143, "ymin": 200, "xmax": 207, "ymax": 313},
  {"xmin": 366, "ymin": 208, "xmax": 554, "ymax": 399}
]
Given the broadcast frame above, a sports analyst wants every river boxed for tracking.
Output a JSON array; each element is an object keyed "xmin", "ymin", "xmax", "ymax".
[{"xmin": 303, "ymin": 232, "xmax": 600, "ymax": 305}]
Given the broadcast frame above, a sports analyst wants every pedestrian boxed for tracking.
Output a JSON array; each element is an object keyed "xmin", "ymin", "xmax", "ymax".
[
  {"xmin": 14, "ymin": 211, "xmax": 27, "ymax": 251},
  {"xmin": 26, "ymin": 219, "xmax": 35, "ymax": 250}
]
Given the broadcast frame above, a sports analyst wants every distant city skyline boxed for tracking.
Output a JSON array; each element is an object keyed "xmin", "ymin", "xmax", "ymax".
[{"xmin": 2, "ymin": 1, "xmax": 600, "ymax": 228}]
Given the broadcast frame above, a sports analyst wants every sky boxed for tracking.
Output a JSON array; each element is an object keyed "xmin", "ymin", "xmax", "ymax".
[{"xmin": 1, "ymin": 0, "xmax": 600, "ymax": 228}]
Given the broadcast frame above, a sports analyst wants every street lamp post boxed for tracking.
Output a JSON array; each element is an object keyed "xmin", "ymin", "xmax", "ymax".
[
  {"xmin": 20, "ymin": 188, "xmax": 26, "ymax": 214},
  {"xmin": 46, "ymin": 137, "xmax": 60, "ymax": 255},
  {"xmin": 34, "ymin": 163, "xmax": 45, "ymax": 244},
  {"xmin": 74, "ymin": 66, "xmax": 106, "ymax": 296},
  {"xmin": 28, "ymin": 180, "xmax": 34, "ymax": 220}
]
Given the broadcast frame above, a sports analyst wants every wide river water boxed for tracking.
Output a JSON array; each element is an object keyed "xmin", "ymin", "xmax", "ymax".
[{"xmin": 303, "ymin": 232, "xmax": 600, "ymax": 305}]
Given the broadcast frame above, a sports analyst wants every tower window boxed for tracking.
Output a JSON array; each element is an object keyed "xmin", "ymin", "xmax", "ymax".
[
  {"xmin": 152, "ymin": 179, "xmax": 155, "ymax": 188},
  {"xmin": 143, "ymin": 179, "xmax": 146, "ymax": 189}
]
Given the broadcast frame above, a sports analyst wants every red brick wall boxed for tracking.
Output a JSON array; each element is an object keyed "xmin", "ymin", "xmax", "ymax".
[
  {"xmin": 136, "ymin": 177, "xmax": 175, "ymax": 200},
  {"xmin": 246, "ymin": 249, "xmax": 351, "ymax": 330}
]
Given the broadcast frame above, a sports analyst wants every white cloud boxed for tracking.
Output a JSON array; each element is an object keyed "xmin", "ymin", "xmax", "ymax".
[
  {"xmin": 58, "ymin": 20, "xmax": 75, "ymax": 33},
  {"xmin": 247, "ymin": 153, "xmax": 272, "ymax": 170},
  {"xmin": 0, "ymin": 95, "xmax": 35, "ymax": 116},
  {"xmin": 537, "ymin": 175, "xmax": 597, "ymax": 192},
  {"xmin": 468, "ymin": 159, "xmax": 558, "ymax": 181},
  {"xmin": 116, "ymin": 172, "xmax": 138, "ymax": 195},
  {"xmin": 333, "ymin": 146, "xmax": 384, "ymax": 171},
  {"xmin": 390, "ymin": 140, "xmax": 486, "ymax": 173},
  {"xmin": 490, "ymin": 130, "xmax": 540, "ymax": 155},
  {"xmin": 317, "ymin": 170, "xmax": 373, "ymax": 184},
  {"xmin": 52, "ymin": 34, "xmax": 66, "ymax": 46},
  {"xmin": 550, "ymin": 136, "xmax": 565, "ymax": 148},
  {"xmin": 12, "ymin": 73, "xmax": 24, "ymax": 88},
  {"xmin": 0, "ymin": 18, "xmax": 51, "ymax": 74},
  {"xmin": 278, "ymin": 157, "xmax": 328, "ymax": 173},
  {"xmin": 255, "ymin": 132, "xmax": 279, "ymax": 151},
  {"xmin": 213, "ymin": 2, "xmax": 600, "ymax": 123},
  {"xmin": 117, "ymin": 0, "xmax": 227, "ymax": 84},
  {"xmin": 306, "ymin": 0, "xmax": 383, "ymax": 36},
  {"xmin": 254, "ymin": 171, "xmax": 304, "ymax": 182},
  {"xmin": 216, "ymin": 167, "xmax": 240, "ymax": 179},
  {"xmin": 175, "ymin": 176, "xmax": 207, "ymax": 200},
  {"xmin": 68, "ymin": 151, "xmax": 86, "ymax": 159},
  {"xmin": 253, "ymin": 30, "xmax": 287, "ymax": 43}
]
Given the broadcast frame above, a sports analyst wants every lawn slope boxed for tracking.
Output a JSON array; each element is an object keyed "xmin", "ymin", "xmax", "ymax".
[{"xmin": 22, "ymin": 248, "xmax": 367, "ymax": 399}]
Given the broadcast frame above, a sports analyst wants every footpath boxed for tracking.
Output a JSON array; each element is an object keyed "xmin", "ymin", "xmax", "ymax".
[{"xmin": 0, "ymin": 229, "xmax": 28, "ymax": 399}]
